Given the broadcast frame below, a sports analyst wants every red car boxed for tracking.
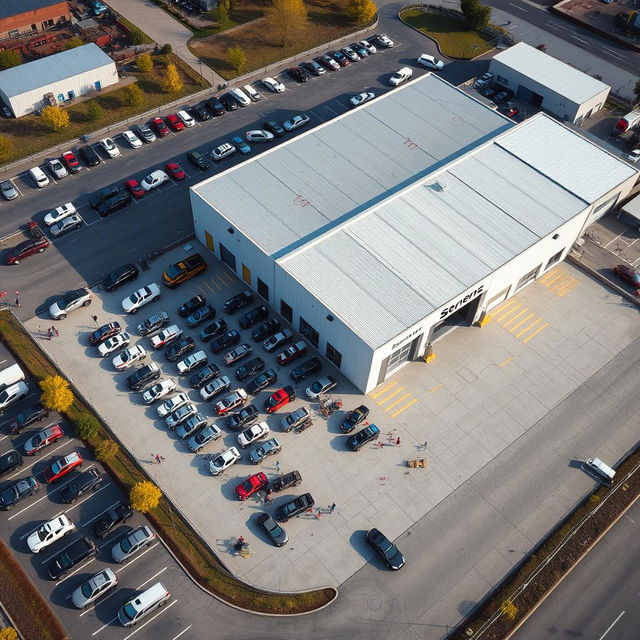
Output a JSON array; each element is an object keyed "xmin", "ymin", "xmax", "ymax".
[
  {"xmin": 124, "ymin": 179, "xmax": 145, "ymax": 199},
  {"xmin": 613, "ymin": 264, "xmax": 640, "ymax": 288},
  {"xmin": 43, "ymin": 451, "xmax": 83, "ymax": 484},
  {"xmin": 504, "ymin": 107, "xmax": 519, "ymax": 119},
  {"xmin": 234, "ymin": 472, "xmax": 268, "ymax": 500},
  {"xmin": 264, "ymin": 386, "xmax": 296, "ymax": 413},
  {"xmin": 165, "ymin": 162, "xmax": 186, "ymax": 180},
  {"xmin": 166, "ymin": 114, "xmax": 184, "ymax": 132},
  {"xmin": 152, "ymin": 117, "xmax": 170, "ymax": 137},
  {"xmin": 276, "ymin": 341, "xmax": 307, "ymax": 366},
  {"xmin": 6, "ymin": 222, "xmax": 49, "ymax": 265},
  {"xmin": 23, "ymin": 425, "xmax": 65, "ymax": 456},
  {"xmin": 62, "ymin": 150, "xmax": 82, "ymax": 174}
]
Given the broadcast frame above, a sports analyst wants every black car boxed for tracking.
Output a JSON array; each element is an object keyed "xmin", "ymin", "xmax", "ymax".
[
  {"xmin": 257, "ymin": 512, "xmax": 288, "ymax": 547},
  {"xmin": 191, "ymin": 103, "xmax": 211, "ymax": 121},
  {"xmin": 207, "ymin": 97, "xmax": 225, "ymax": 116},
  {"xmin": 47, "ymin": 537, "xmax": 96, "ymax": 580},
  {"xmin": 60, "ymin": 468, "xmax": 103, "ymax": 503},
  {"xmin": 210, "ymin": 329, "xmax": 241, "ymax": 354},
  {"xmin": 136, "ymin": 311, "xmax": 170, "ymax": 336},
  {"xmin": 96, "ymin": 191, "xmax": 132, "ymax": 217},
  {"xmin": 220, "ymin": 93, "xmax": 238, "ymax": 111},
  {"xmin": 264, "ymin": 120, "xmax": 285, "ymax": 137},
  {"xmin": 79, "ymin": 145, "xmax": 101, "ymax": 167},
  {"xmin": 290, "ymin": 357, "xmax": 322, "ymax": 383},
  {"xmin": 493, "ymin": 88, "xmax": 514, "ymax": 104},
  {"xmin": 9, "ymin": 404, "xmax": 50, "ymax": 433},
  {"xmin": 286, "ymin": 67, "xmax": 310, "ymax": 83},
  {"xmin": 275, "ymin": 493, "xmax": 314, "ymax": 522},
  {"xmin": 165, "ymin": 336, "xmax": 196, "ymax": 362},
  {"xmin": 340, "ymin": 405, "xmax": 370, "ymax": 433},
  {"xmin": 88, "ymin": 321, "xmax": 121, "ymax": 346},
  {"xmin": 271, "ymin": 469, "xmax": 302, "ymax": 492},
  {"xmin": 91, "ymin": 503, "xmax": 133, "ymax": 538},
  {"xmin": 103, "ymin": 263, "xmax": 139, "ymax": 292},
  {"xmin": 235, "ymin": 357, "xmax": 265, "ymax": 381},
  {"xmin": 239, "ymin": 305, "xmax": 269, "ymax": 329},
  {"xmin": 301, "ymin": 61, "xmax": 323, "ymax": 76},
  {"xmin": 346, "ymin": 424, "xmax": 380, "ymax": 451},
  {"xmin": 0, "ymin": 449, "xmax": 22, "ymax": 477},
  {"xmin": 186, "ymin": 304, "xmax": 215, "ymax": 328},
  {"xmin": 90, "ymin": 185, "xmax": 120, "ymax": 209},
  {"xmin": 190, "ymin": 363, "xmax": 220, "ymax": 389},
  {"xmin": 0, "ymin": 476, "xmax": 39, "ymax": 510},
  {"xmin": 252, "ymin": 318, "xmax": 280, "ymax": 342},
  {"xmin": 366, "ymin": 528, "xmax": 405, "ymax": 570},
  {"xmin": 187, "ymin": 150, "xmax": 211, "ymax": 171},
  {"xmin": 224, "ymin": 290, "xmax": 253, "ymax": 314},
  {"xmin": 226, "ymin": 404, "xmax": 259, "ymax": 430},
  {"xmin": 127, "ymin": 362, "xmax": 161, "ymax": 390},
  {"xmin": 178, "ymin": 294, "xmax": 206, "ymax": 317},
  {"xmin": 246, "ymin": 369, "xmax": 277, "ymax": 395},
  {"xmin": 200, "ymin": 319, "xmax": 227, "ymax": 342}
]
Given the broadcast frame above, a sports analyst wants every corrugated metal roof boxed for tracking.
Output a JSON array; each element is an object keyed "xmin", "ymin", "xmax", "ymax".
[
  {"xmin": 0, "ymin": 43, "xmax": 113, "ymax": 98},
  {"xmin": 492, "ymin": 42, "xmax": 609, "ymax": 104},
  {"xmin": 0, "ymin": 0, "xmax": 64, "ymax": 20}
]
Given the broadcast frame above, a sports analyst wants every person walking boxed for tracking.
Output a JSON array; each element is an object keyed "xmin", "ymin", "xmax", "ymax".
[
  {"xmin": 91, "ymin": 314, "xmax": 98, "ymax": 326},
  {"xmin": 329, "ymin": 502, "xmax": 336, "ymax": 513},
  {"xmin": 274, "ymin": 460, "xmax": 281, "ymax": 472},
  {"xmin": 14, "ymin": 297, "xmax": 20, "ymax": 307},
  {"xmin": 396, "ymin": 437, "xmax": 401, "ymax": 447},
  {"xmin": 155, "ymin": 454, "xmax": 162, "ymax": 464},
  {"xmin": 54, "ymin": 326, "xmax": 59, "ymax": 337},
  {"xmin": 47, "ymin": 328, "xmax": 52, "ymax": 340}
]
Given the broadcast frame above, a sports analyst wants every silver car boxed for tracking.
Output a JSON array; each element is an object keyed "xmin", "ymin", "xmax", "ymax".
[
  {"xmin": 0, "ymin": 179, "xmax": 18, "ymax": 200},
  {"xmin": 186, "ymin": 424, "xmax": 222, "ymax": 453},
  {"xmin": 165, "ymin": 403, "xmax": 197, "ymax": 429},
  {"xmin": 111, "ymin": 526, "xmax": 155, "ymax": 563},
  {"xmin": 50, "ymin": 213, "xmax": 83, "ymax": 238},
  {"xmin": 49, "ymin": 288, "xmax": 92, "ymax": 320},
  {"xmin": 248, "ymin": 437, "xmax": 282, "ymax": 464},
  {"xmin": 71, "ymin": 568, "xmax": 118, "ymax": 608}
]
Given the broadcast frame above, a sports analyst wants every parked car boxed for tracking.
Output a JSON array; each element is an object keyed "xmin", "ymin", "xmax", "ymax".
[
  {"xmin": 347, "ymin": 424, "xmax": 380, "ymax": 451},
  {"xmin": 207, "ymin": 97, "xmax": 225, "ymax": 116},
  {"xmin": 151, "ymin": 117, "xmax": 170, "ymax": 137},
  {"xmin": 200, "ymin": 375, "xmax": 231, "ymax": 401},
  {"xmin": 224, "ymin": 290, "xmax": 253, "ymax": 313},
  {"xmin": 191, "ymin": 103, "xmax": 210, "ymax": 121},
  {"xmin": 127, "ymin": 363, "xmax": 161, "ymax": 390},
  {"xmin": 111, "ymin": 526, "xmax": 155, "ymax": 563},
  {"xmin": 257, "ymin": 512, "xmax": 288, "ymax": 547},
  {"xmin": 48, "ymin": 158, "xmax": 68, "ymax": 179},
  {"xmin": 165, "ymin": 162, "xmax": 186, "ymax": 180},
  {"xmin": 79, "ymin": 145, "xmax": 101, "ymax": 166},
  {"xmin": 137, "ymin": 311, "xmax": 170, "ymax": 336},
  {"xmin": 234, "ymin": 472, "xmax": 268, "ymax": 500},
  {"xmin": 341, "ymin": 46, "xmax": 360, "ymax": 62},
  {"xmin": 366, "ymin": 528, "xmax": 405, "ymax": 570},
  {"xmin": 122, "ymin": 130, "xmax": 142, "ymax": 148},
  {"xmin": 214, "ymin": 389, "xmax": 248, "ymax": 415},
  {"xmin": 371, "ymin": 33, "xmax": 394, "ymax": 47},
  {"xmin": 246, "ymin": 129, "xmax": 274, "ymax": 143},
  {"xmin": 157, "ymin": 392, "xmax": 190, "ymax": 419},
  {"xmin": 91, "ymin": 504, "xmax": 133, "ymax": 538},
  {"xmin": 264, "ymin": 120, "xmax": 285, "ymax": 137},
  {"xmin": 301, "ymin": 60, "xmax": 326, "ymax": 76},
  {"xmin": 262, "ymin": 77, "xmax": 285, "ymax": 92},
  {"xmin": 212, "ymin": 142, "xmax": 236, "ymax": 160},
  {"xmin": 177, "ymin": 350, "xmax": 208, "ymax": 375},
  {"xmin": 135, "ymin": 123, "xmax": 157, "ymax": 143},
  {"xmin": 190, "ymin": 363, "xmax": 220, "ymax": 389},
  {"xmin": 235, "ymin": 357, "xmax": 264, "ymax": 381},
  {"xmin": 97, "ymin": 332, "xmax": 131, "ymax": 357},
  {"xmin": 43, "ymin": 451, "xmax": 83, "ymax": 484},
  {"xmin": 47, "ymin": 536, "xmax": 96, "ymax": 579},
  {"xmin": 71, "ymin": 569, "xmax": 118, "ymax": 609},
  {"xmin": 186, "ymin": 424, "xmax": 222, "ymax": 452},
  {"xmin": 49, "ymin": 288, "xmax": 92, "ymax": 320},
  {"xmin": 280, "ymin": 406, "xmax": 311, "ymax": 432},
  {"xmin": 286, "ymin": 66, "xmax": 310, "ymax": 83},
  {"xmin": 220, "ymin": 93, "xmax": 238, "ymax": 111},
  {"xmin": 474, "ymin": 71, "xmax": 494, "ymax": 90},
  {"xmin": 186, "ymin": 304, "xmax": 216, "ymax": 328},
  {"xmin": 276, "ymin": 340, "xmax": 307, "ymax": 365},
  {"xmin": 22, "ymin": 424, "xmax": 64, "ymax": 455},
  {"xmin": 242, "ymin": 84, "xmax": 262, "ymax": 101},
  {"xmin": 226, "ymin": 404, "xmax": 259, "ymax": 430},
  {"xmin": 200, "ymin": 319, "xmax": 228, "ymax": 342},
  {"xmin": 349, "ymin": 92, "xmax": 375, "ymax": 108},
  {"xmin": 0, "ymin": 382, "xmax": 29, "ymax": 411},
  {"xmin": 231, "ymin": 136, "xmax": 251, "ymax": 154},
  {"xmin": 238, "ymin": 421, "xmax": 270, "ymax": 448},
  {"xmin": 103, "ymin": 264, "xmax": 139, "ymax": 292},
  {"xmin": 331, "ymin": 50, "xmax": 350, "ymax": 67},
  {"xmin": 275, "ymin": 493, "xmax": 314, "ymax": 522},
  {"xmin": 0, "ymin": 476, "xmax": 39, "ymax": 510},
  {"xmin": 44, "ymin": 202, "xmax": 76, "ymax": 227},
  {"xmin": 493, "ymin": 88, "xmax": 514, "ymax": 104},
  {"xmin": 265, "ymin": 386, "xmax": 296, "ymax": 413},
  {"xmin": 165, "ymin": 403, "xmax": 197, "ymax": 429},
  {"xmin": 141, "ymin": 169, "xmax": 170, "ymax": 192},
  {"xmin": 176, "ymin": 413, "xmax": 208, "ymax": 439},
  {"xmin": 350, "ymin": 42, "xmax": 369, "ymax": 58},
  {"xmin": 112, "ymin": 345, "xmax": 146, "ymax": 370},
  {"xmin": 150, "ymin": 325, "xmax": 183, "ymax": 349},
  {"xmin": 271, "ymin": 469, "xmax": 302, "ymax": 492},
  {"xmin": 0, "ymin": 450, "xmax": 22, "ymax": 477},
  {"xmin": 97, "ymin": 189, "xmax": 132, "ymax": 218},
  {"xmin": 142, "ymin": 379, "xmax": 177, "ymax": 404},
  {"xmin": 305, "ymin": 375, "xmax": 337, "ymax": 399},
  {"xmin": 165, "ymin": 336, "xmax": 196, "ymax": 362},
  {"xmin": 613, "ymin": 264, "xmax": 640, "ymax": 287},
  {"xmin": 208, "ymin": 447, "xmax": 241, "ymax": 475},
  {"xmin": 290, "ymin": 357, "xmax": 321, "ymax": 382},
  {"xmin": 252, "ymin": 318, "xmax": 281, "ymax": 342},
  {"xmin": 239, "ymin": 305, "xmax": 268, "ymax": 329},
  {"xmin": 6, "ymin": 222, "xmax": 49, "ymax": 264},
  {"xmin": 264, "ymin": 329, "xmax": 293, "ymax": 352},
  {"xmin": 178, "ymin": 294, "xmax": 206, "ymax": 317},
  {"xmin": 177, "ymin": 109, "xmax": 195, "ymax": 128},
  {"xmin": 121, "ymin": 283, "xmax": 161, "ymax": 314},
  {"xmin": 90, "ymin": 185, "xmax": 120, "ymax": 209},
  {"xmin": 283, "ymin": 114, "xmax": 310, "ymax": 131},
  {"xmin": 99, "ymin": 137, "xmax": 120, "ymax": 158},
  {"xmin": 417, "ymin": 53, "xmax": 444, "ymax": 70},
  {"xmin": 60, "ymin": 468, "xmax": 103, "ymax": 503},
  {"xmin": 9, "ymin": 404, "xmax": 50, "ymax": 434},
  {"xmin": 246, "ymin": 369, "xmax": 277, "ymax": 396},
  {"xmin": 62, "ymin": 150, "xmax": 82, "ymax": 173},
  {"xmin": 389, "ymin": 67, "xmax": 412, "ymax": 86},
  {"xmin": 316, "ymin": 54, "xmax": 339, "ymax": 71},
  {"xmin": 224, "ymin": 343, "xmax": 253, "ymax": 365},
  {"xmin": 0, "ymin": 179, "xmax": 18, "ymax": 200},
  {"xmin": 187, "ymin": 150, "xmax": 210, "ymax": 170},
  {"xmin": 89, "ymin": 321, "xmax": 121, "ymax": 346},
  {"xmin": 28, "ymin": 515, "xmax": 75, "ymax": 553},
  {"xmin": 210, "ymin": 330, "xmax": 241, "ymax": 354},
  {"xmin": 340, "ymin": 405, "xmax": 369, "ymax": 433}
]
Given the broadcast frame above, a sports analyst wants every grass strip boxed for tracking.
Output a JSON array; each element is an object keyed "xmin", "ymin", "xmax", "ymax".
[
  {"xmin": 0, "ymin": 310, "xmax": 336, "ymax": 614},
  {"xmin": 116, "ymin": 16, "xmax": 154, "ymax": 44}
]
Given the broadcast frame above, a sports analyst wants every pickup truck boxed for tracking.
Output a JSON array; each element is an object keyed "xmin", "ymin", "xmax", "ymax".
[
  {"xmin": 162, "ymin": 253, "xmax": 207, "ymax": 288},
  {"xmin": 6, "ymin": 222, "xmax": 49, "ymax": 265}
]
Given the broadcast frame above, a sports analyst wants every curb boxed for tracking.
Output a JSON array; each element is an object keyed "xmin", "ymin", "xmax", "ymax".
[{"xmin": 0, "ymin": 600, "xmax": 25, "ymax": 640}]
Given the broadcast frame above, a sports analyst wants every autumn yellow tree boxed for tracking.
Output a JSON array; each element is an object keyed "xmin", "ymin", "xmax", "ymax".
[
  {"xmin": 122, "ymin": 83, "xmax": 145, "ymax": 107},
  {"xmin": 136, "ymin": 52, "xmax": 153, "ymax": 72},
  {"xmin": 41, "ymin": 105, "xmax": 70, "ymax": 132},
  {"xmin": 130, "ymin": 481, "xmax": 162, "ymax": 513},
  {"xmin": 500, "ymin": 600, "xmax": 518, "ymax": 621},
  {"xmin": 95, "ymin": 439, "xmax": 119, "ymax": 462},
  {"xmin": 346, "ymin": 0, "xmax": 377, "ymax": 25},
  {"xmin": 265, "ymin": 0, "xmax": 308, "ymax": 47},
  {"xmin": 40, "ymin": 375, "xmax": 73, "ymax": 412},
  {"xmin": 227, "ymin": 45, "xmax": 246, "ymax": 74},
  {"xmin": 0, "ymin": 627, "xmax": 18, "ymax": 640},
  {"xmin": 162, "ymin": 63, "xmax": 183, "ymax": 93}
]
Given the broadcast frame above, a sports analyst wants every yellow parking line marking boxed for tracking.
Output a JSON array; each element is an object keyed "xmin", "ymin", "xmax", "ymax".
[
  {"xmin": 499, "ymin": 357, "xmax": 512, "ymax": 367},
  {"xmin": 540, "ymin": 272, "xmax": 563, "ymax": 286},
  {"xmin": 384, "ymin": 393, "xmax": 412, "ymax": 411},
  {"xmin": 522, "ymin": 322, "xmax": 549, "ymax": 343},
  {"xmin": 221, "ymin": 272, "xmax": 234, "ymax": 284},
  {"xmin": 509, "ymin": 312, "xmax": 536, "ymax": 333},
  {"xmin": 391, "ymin": 398, "xmax": 417, "ymax": 418},
  {"xmin": 491, "ymin": 299, "xmax": 519, "ymax": 317},
  {"xmin": 502, "ymin": 308, "xmax": 528, "ymax": 328},
  {"xmin": 378, "ymin": 387, "xmax": 405, "ymax": 404},
  {"xmin": 430, "ymin": 383, "xmax": 442, "ymax": 393},
  {"xmin": 370, "ymin": 381, "xmax": 396, "ymax": 399},
  {"xmin": 494, "ymin": 303, "xmax": 524, "ymax": 323},
  {"xmin": 515, "ymin": 318, "xmax": 543, "ymax": 338}
]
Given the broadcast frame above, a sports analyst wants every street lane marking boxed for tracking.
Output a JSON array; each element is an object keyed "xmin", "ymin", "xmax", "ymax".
[
  {"xmin": 430, "ymin": 383, "xmax": 442, "ymax": 392},
  {"xmin": 598, "ymin": 611, "xmax": 625, "ymax": 640}
]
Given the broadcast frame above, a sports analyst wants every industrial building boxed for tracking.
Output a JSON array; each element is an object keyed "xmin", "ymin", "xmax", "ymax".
[
  {"xmin": 0, "ymin": 0, "xmax": 71, "ymax": 41},
  {"xmin": 190, "ymin": 73, "xmax": 637, "ymax": 393},
  {"xmin": 489, "ymin": 42, "xmax": 610, "ymax": 124},
  {"xmin": 0, "ymin": 43, "xmax": 117, "ymax": 117}
]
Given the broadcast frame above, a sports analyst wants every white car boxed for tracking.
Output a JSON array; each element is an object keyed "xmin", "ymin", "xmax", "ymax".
[
  {"xmin": 71, "ymin": 569, "xmax": 118, "ymax": 609},
  {"xmin": 208, "ymin": 447, "xmax": 241, "ymax": 475},
  {"xmin": 305, "ymin": 374, "xmax": 337, "ymax": 399},
  {"xmin": 99, "ymin": 137, "xmax": 120, "ymax": 158},
  {"xmin": 474, "ymin": 72, "xmax": 494, "ymax": 89},
  {"xmin": 27, "ymin": 515, "xmax": 75, "ymax": 553},
  {"xmin": 349, "ymin": 92, "xmax": 375, "ymax": 108},
  {"xmin": 141, "ymin": 169, "xmax": 169, "ymax": 191},
  {"xmin": 50, "ymin": 213, "xmax": 83, "ymax": 237},
  {"xmin": 122, "ymin": 130, "xmax": 142, "ymax": 148},
  {"xmin": 97, "ymin": 332, "xmax": 131, "ymax": 357},
  {"xmin": 374, "ymin": 33, "xmax": 394, "ymax": 48},
  {"xmin": 150, "ymin": 325, "xmax": 183, "ymax": 349},
  {"xmin": 417, "ymin": 53, "xmax": 444, "ymax": 70},
  {"xmin": 212, "ymin": 142, "xmax": 236, "ymax": 161},
  {"xmin": 48, "ymin": 158, "xmax": 68, "ymax": 179},
  {"xmin": 389, "ymin": 67, "xmax": 413, "ymax": 87},
  {"xmin": 237, "ymin": 421, "xmax": 270, "ymax": 448},
  {"xmin": 283, "ymin": 114, "xmax": 310, "ymax": 131},
  {"xmin": 44, "ymin": 202, "xmax": 77, "ymax": 227},
  {"xmin": 177, "ymin": 350, "xmax": 207, "ymax": 375},
  {"xmin": 200, "ymin": 375, "xmax": 231, "ymax": 401},
  {"xmin": 142, "ymin": 378, "xmax": 177, "ymax": 404},
  {"xmin": 177, "ymin": 109, "xmax": 195, "ymax": 127},
  {"xmin": 627, "ymin": 149, "xmax": 640, "ymax": 164},
  {"xmin": 122, "ymin": 283, "xmax": 161, "ymax": 314},
  {"xmin": 243, "ymin": 85, "xmax": 262, "ymax": 101},
  {"xmin": 112, "ymin": 344, "xmax": 146, "ymax": 370},
  {"xmin": 262, "ymin": 77, "xmax": 285, "ymax": 93},
  {"xmin": 358, "ymin": 39, "xmax": 377, "ymax": 54},
  {"xmin": 157, "ymin": 392, "xmax": 190, "ymax": 419},
  {"xmin": 49, "ymin": 288, "xmax": 92, "ymax": 320},
  {"xmin": 246, "ymin": 129, "xmax": 274, "ymax": 143}
]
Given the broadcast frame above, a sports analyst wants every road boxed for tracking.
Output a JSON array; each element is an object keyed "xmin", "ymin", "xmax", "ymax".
[{"xmin": 513, "ymin": 499, "xmax": 640, "ymax": 640}]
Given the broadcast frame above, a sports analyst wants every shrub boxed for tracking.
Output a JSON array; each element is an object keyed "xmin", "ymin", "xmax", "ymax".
[
  {"xmin": 86, "ymin": 99, "xmax": 102, "ymax": 122},
  {"xmin": 74, "ymin": 413, "xmax": 100, "ymax": 441},
  {"xmin": 160, "ymin": 43, "xmax": 172, "ymax": 55},
  {"xmin": 95, "ymin": 439, "xmax": 119, "ymax": 462},
  {"xmin": 122, "ymin": 83, "xmax": 145, "ymax": 107},
  {"xmin": 0, "ymin": 50, "xmax": 21, "ymax": 70},
  {"xmin": 130, "ymin": 29, "xmax": 145, "ymax": 46},
  {"xmin": 137, "ymin": 52, "xmax": 153, "ymax": 72}
]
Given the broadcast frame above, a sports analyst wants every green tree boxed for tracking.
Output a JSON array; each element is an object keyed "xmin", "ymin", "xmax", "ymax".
[
  {"xmin": 214, "ymin": 0, "xmax": 230, "ymax": 23},
  {"xmin": 0, "ymin": 135, "xmax": 13, "ymax": 163},
  {"xmin": 64, "ymin": 35, "xmax": 84, "ymax": 49},
  {"xmin": 265, "ymin": 0, "xmax": 308, "ymax": 47},
  {"xmin": 122, "ymin": 83, "xmax": 145, "ymax": 107},
  {"xmin": 160, "ymin": 43, "xmax": 172, "ymax": 55},
  {"xmin": 468, "ymin": 4, "xmax": 491, "ymax": 30},
  {"xmin": 40, "ymin": 375, "xmax": 73, "ymax": 412},
  {"xmin": 162, "ymin": 63, "xmax": 183, "ymax": 93},
  {"xmin": 0, "ymin": 628, "xmax": 18, "ymax": 640},
  {"xmin": 0, "ymin": 50, "xmax": 21, "ymax": 70},
  {"xmin": 226, "ymin": 45, "xmax": 246, "ymax": 74},
  {"xmin": 95, "ymin": 439, "xmax": 119, "ymax": 462},
  {"xmin": 137, "ymin": 52, "xmax": 153, "ymax": 72},
  {"xmin": 130, "ymin": 29, "xmax": 145, "ymax": 46},
  {"xmin": 130, "ymin": 481, "xmax": 163, "ymax": 513},
  {"xmin": 86, "ymin": 99, "xmax": 102, "ymax": 122},
  {"xmin": 346, "ymin": 0, "xmax": 377, "ymax": 25},
  {"xmin": 75, "ymin": 413, "xmax": 100, "ymax": 441},
  {"xmin": 460, "ymin": 0, "xmax": 479, "ymax": 18}
]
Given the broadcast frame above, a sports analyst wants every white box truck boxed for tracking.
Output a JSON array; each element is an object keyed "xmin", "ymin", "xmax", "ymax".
[
  {"xmin": 585, "ymin": 457, "xmax": 616, "ymax": 484},
  {"xmin": 0, "ymin": 364, "xmax": 25, "ymax": 390}
]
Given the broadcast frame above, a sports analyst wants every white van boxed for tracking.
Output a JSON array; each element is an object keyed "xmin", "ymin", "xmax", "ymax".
[
  {"xmin": 0, "ymin": 381, "xmax": 29, "ymax": 410},
  {"xmin": 29, "ymin": 167, "xmax": 50, "ymax": 188},
  {"xmin": 242, "ymin": 84, "xmax": 261, "ymax": 102},
  {"xmin": 177, "ymin": 109, "xmax": 195, "ymax": 128},
  {"xmin": 229, "ymin": 87, "xmax": 251, "ymax": 107},
  {"xmin": 0, "ymin": 364, "xmax": 25, "ymax": 390},
  {"xmin": 118, "ymin": 582, "xmax": 170, "ymax": 627},
  {"xmin": 585, "ymin": 457, "xmax": 616, "ymax": 483}
]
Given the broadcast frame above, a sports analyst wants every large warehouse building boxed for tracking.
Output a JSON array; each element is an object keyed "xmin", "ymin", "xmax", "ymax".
[
  {"xmin": 190, "ymin": 74, "xmax": 637, "ymax": 393},
  {"xmin": 489, "ymin": 42, "xmax": 610, "ymax": 125}
]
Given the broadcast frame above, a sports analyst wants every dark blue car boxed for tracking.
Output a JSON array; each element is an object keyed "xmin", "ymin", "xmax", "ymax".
[{"xmin": 346, "ymin": 424, "xmax": 380, "ymax": 451}]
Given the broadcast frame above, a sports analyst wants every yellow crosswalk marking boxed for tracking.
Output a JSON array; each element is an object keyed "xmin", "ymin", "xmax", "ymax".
[
  {"xmin": 515, "ymin": 318, "xmax": 543, "ymax": 339},
  {"xmin": 509, "ymin": 313, "xmax": 536, "ymax": 333},
  {"xmin": 502, "ymin": 308, "xmax": 529, "ymax": 328},
  {"xmin": 378, "ymin": 387, "xmax": 405, "ymax": 404},
  {"xmin": 522, "ymin": 322, "xmax": 549, "ymax": 343},
  {"xmin": 369, "ymin": 381, "xmax": 396, "ymax": 399},
  {"xmin": 384, "ymin": 392, "xmax": 412, "ymax": 411},
  {"xmin": 390, "ymin": 398, "xmax": 417, "ymax": 418}
]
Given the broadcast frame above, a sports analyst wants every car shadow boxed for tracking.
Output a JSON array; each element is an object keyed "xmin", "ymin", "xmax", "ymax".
[{"xmin": 349, "ymin": 529, "xmax": 377, "ymax": 565}]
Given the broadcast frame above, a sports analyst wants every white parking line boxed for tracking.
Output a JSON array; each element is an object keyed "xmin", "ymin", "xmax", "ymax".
[
  {"xmin": 80, "ymin": 499, "xmax": 121, "ymax": 527},
  {"xmin": 6, "ymin": 439, "xmax": 70, "ymax": 481},
  {"xmin": 171, "ymin": 626, "xmax": 192, "ymax": 640},
  {"xmin": 37, "ymin": 535, "xmax": 81, "ymax": 565},
  {"xmin": 136, "ymin": 566, "xmax": 167, "ymax": 589},
  {"xmin": 114, "ymin": 542, "xmax": 159, "ymax": 572},
  {"xmin": 120, "ymin": 600, "xmax": 177, "ymax": 640},
  {"xmin": 92, "ymin": 614, "xmax": 119, "ymax": 635}
]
